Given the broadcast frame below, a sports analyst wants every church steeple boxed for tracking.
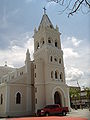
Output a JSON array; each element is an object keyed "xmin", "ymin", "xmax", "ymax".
[
  {"xmin": 38, "ymin": 10, "xmax": 54, "ymax": 30},
  {"xmin": 34, "ymin": 10, "xmax": 61, "ymax": 52}
]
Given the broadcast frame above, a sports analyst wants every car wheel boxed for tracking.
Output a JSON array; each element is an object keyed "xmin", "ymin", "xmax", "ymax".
[
  {"xmin": 62, "ymin": 111, "xmax": 66, "ymax": 116},
  {"xmin": 45, "ymin": 112, "xmax": 49, "ymax": 116},
  {"xmin": 37, "ymin": 113, "xmax": 40, "ymax": 117}
]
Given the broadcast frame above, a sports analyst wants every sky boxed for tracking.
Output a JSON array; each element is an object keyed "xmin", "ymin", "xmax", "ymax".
[{"xmin": 0, "ymin": 0, "xmax": 90, "ymax": 88}]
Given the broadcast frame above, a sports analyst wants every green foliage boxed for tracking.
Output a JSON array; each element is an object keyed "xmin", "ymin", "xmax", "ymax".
[
  {"xmin": 83, "ymin": 87, "xmax": 90, "ymax": 99},
  {"xmin": 69, "ymin": 88, "xmax": 80, "ymax": 100}
]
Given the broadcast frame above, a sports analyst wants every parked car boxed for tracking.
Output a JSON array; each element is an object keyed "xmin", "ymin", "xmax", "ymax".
[{"xmin": 37, "ymin": 104, "xmax": 69, "ymax": 116}]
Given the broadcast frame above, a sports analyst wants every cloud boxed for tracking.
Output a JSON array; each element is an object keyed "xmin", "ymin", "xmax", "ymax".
[
  {"xmin": 65, "ymin": 67, "xmax": 84, "ymax": 81},
  {"xmin": 71, "ymin": 37, "xmax": 81, "ymax": 47},
  {"xmin": 62, "ymin": 36, "xmax": 82, "ymax": 48},
  {"xmin": 0, "ymin": 33, "xmax": 34, "ymax": 68},
  {"xmin": 62, "ymin": 36, "xmax": 90, "ymax": 88},
  {"xmin": 63, "ymin": 48, "xmax": 79, "ymax": 58},
  {"xmin": 65, "ymin": 67, "xmax": 85, "ymax": 87}
]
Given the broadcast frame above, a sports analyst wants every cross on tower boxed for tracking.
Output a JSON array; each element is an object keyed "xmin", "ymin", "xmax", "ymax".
[
  {"xmin": 5, "ymin": 61, "xmax": 7, "ymax": 66},
  {"xmin": 43, "ymin": 7, "xmax": 46, "ymax": 14}
]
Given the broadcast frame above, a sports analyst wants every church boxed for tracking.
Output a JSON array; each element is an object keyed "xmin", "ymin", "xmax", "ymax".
[{"xmin": 0, "ymin": 11, "xmax": 70, "ymax": 117}]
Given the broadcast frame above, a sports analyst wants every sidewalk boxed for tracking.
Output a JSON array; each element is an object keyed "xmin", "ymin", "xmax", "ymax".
[{"xmin": 67, "ymin": 109, "xmax": 90, "ymax": 120}]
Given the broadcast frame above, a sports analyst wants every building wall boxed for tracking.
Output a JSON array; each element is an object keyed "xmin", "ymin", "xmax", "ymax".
[
  {"xmin": 8, "ymin": 85, "xmax": 27, "ymax": 116},
  {"xmin": 0, "ymin": 84, "xmax": 6, "ymax": 117},
  {"xmin": 45, "ymin": 83, "xmax": 70, "ymax": 107},
  {"xmin": 34, "ymin": 14, "xmax": 70, "ymax": 112},
  {"xmin": 34, "ymin": 58, "xmax": 45, "ymax": 112}
]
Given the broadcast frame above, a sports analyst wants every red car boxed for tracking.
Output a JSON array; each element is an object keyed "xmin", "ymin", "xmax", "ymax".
[{"xmin": 37, "ymin": 104, "xmax": 69, "ymax": 116}]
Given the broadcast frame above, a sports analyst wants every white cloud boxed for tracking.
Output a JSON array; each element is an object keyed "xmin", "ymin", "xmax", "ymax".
[
  {"xmin": 0, "ymin": 33, "xmax": 34, "ymax": 68},
  {"xmin": 65, "ymin": 67, "xmax": 84, "ymax": 87},
  {"xmin": 62, "ymin": 36, "xmax": 90, "ymax": 88},
  {"xmin": 63, "ymin": 36, "xmax": 82, "ymax": 48},
  {"xmin": 71, "ymin": 37, "xmax": 81, "ymax": 47},
  {"xmin": 63, "ymin": 48, "xmax": 79, "ymax": 58},
  {"xmin": 66, "ymin": 67, "xmax": 84, "ymax": 81}
]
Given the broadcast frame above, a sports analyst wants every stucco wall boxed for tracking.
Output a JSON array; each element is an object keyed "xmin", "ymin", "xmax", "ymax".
[
  {"xmin": 0, "ymin": 84, "xmax": 6, "ymax": 116},
  {"xmin": 8, "ymin": 84, "xmax": 27, "ymax": 116}
]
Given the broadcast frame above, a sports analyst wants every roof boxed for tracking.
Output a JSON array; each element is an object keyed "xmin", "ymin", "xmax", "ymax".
[
  {"xmin": 38, "ymin": 13, "xmax": 54, "ymax": 30},
  {"xmin": 0, "ymin": 66, "xmax": 15, "ymax": 78}
]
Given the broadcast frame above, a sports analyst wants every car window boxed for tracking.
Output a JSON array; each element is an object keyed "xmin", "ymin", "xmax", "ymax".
[{"xmin": 44, "ymin": 105, "xmax": 59, "ymax": 109}]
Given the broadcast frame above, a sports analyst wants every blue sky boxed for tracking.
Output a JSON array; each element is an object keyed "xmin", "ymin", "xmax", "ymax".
[{"xmin": 0, "ymin": 0, "xmax": 90, "ymax": 88}]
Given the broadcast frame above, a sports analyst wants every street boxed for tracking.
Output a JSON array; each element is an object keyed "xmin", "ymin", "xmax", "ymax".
[
  {"xmin": 67, "ymin": 109, "xmax": 90, "ymax": 120},
  {"xmin": 0, "ymin": 109, "xmax": 89, "ymax": 120}
]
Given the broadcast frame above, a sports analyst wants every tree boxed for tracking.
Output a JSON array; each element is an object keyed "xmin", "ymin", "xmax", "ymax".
[
  {"xmin": 83, "ymin": 87, "xmax": 90, "ymax": 100},
  {"xmin": 69, "ymin": 87, "xmax": 80, "ymax": 109},
  {"xmin": 47, "ymin": 0, "xmax": 90, "ymax": 17},
  {"xmin": 69, "ymin": 88, "xmax": 80, "ymax": 100}
]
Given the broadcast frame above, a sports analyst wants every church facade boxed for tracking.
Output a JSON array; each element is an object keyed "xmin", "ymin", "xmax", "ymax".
[{"xmin": 0, "ymin": 12, "xmax": 70, "ymax": 117}]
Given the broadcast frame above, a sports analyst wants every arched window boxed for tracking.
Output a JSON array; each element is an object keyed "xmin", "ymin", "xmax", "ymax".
[
  {"xmin": 35, "ymin": 98, "xmax": 37, "ymax": 104},
  {"xmin": 48, "ymin": 37, "xmax": 51, "ymax": 43},
  {"xmin": 60, "ymin": 72, "xmax": 63, "ymax": 80},
  {"xmin": 43, "ymin": 41, "xmax": 44, "ymax": 44},
  {"xmin": 50, "ymin": 56, "xmax": 53, "ymax": 62},
  {"xmin": 34, "ymin": 64, "xmax": 36, "ymax": 69},
  {"xmin": 55, "ymin": 71, "xmax": 58, "ymax": 79},
  {"xmin": 1, "ymin": 94, "xmax": 3, "ymax": 104},
  {"xmin": 59, "ymin": 58, "xmax": 61, "ymax": 64},
  {"xmin": 50, "ymin": 25, "xmax": 53, "ymax": 28},
  {"xmin": 35, "ymin": 73, "xmax": 36, "ymax": 78},
  {"xmin": 37, "ymin": 43, "xmax": 39, "ymax": 49},
  {"xmin": 51, "ymin": 71, "xmax": 53, "ymax": 78},
  {"xmin": 54, "ymin": 58, "xmax": 57, "ymax": 62},
  {"xmin": 16, "ymin": 92, "xmax": 21, "ymax": 104},
  {"xmin": 41, "ymin": 37, "xmax": 44, "ymax": 45},
  {"xmin": 55, "ymin": 41, "xmax": 57, "ymax": 47}
]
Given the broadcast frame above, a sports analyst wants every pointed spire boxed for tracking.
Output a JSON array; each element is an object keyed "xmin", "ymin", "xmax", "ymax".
[
  {"xmin": 5, "ymin": 61, "xmax": 7, "ymax": 67},
  {"xmin": 26, "ymin": 49, "xmax": 31, "ymax": 61},
  {"xmin": 56, "ymin": 25, "xmax": 59, "ymax": 31},
  {"xmin": 38, "ymin": 13, "xmax": 54, "ymax": 30}
]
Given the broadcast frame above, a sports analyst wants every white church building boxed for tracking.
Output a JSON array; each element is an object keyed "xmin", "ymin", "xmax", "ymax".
[{"xmin": 0, "ymin": 11, "xmax": 70, "ymax": 117}]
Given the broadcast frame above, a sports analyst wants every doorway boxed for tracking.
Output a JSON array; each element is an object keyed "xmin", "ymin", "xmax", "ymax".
[{"xmin": 54, "ymin": 91, "xmax": 62, "ymax": 106}]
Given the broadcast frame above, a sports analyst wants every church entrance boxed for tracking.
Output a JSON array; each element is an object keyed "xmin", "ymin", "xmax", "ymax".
[{"xmin": 54, "ymin": 91, "xmax": 62, "ymax": 106}]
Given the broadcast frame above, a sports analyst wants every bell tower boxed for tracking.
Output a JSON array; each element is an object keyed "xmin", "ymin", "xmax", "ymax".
[{"xmin": 33, "ymin": 10, "xmax": 70, "ymax": 112}]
